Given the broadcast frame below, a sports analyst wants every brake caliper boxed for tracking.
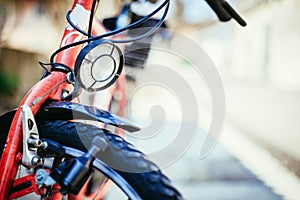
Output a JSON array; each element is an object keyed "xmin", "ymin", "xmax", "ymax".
[{"xmin": 22, "ymin": 105, "xmax": 46, "ymax": 168}]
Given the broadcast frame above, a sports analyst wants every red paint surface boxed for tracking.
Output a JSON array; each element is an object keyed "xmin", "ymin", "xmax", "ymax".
[{"xmin": 0, "ymin": 0, "xmax": 94, "ymax": 199}]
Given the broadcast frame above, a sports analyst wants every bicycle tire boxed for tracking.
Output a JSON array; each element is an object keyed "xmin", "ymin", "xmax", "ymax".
[{"xmin": 37, "ymin": 120, "xmax": 183, "ymax": 200}]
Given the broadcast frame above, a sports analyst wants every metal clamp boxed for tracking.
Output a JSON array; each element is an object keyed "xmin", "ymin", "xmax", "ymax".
[
  {"xmin": 22, "ymin": 105, "xmax": 45, "ymax": 168},
  {"xmin": 35, "ymin": 169, "xmax": 56, "ymax": 186}
]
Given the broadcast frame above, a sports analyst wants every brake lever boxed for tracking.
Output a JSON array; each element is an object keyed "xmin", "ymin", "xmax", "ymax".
[
  {"xmin": 205, "ymin": 0, "xmax": 247, "ymax": 27},
  {"xmin": 222, "ymin": 1, "xmax": 247, "ymax": 27}
]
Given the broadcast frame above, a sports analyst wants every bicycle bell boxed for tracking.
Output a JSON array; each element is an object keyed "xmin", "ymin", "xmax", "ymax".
[{"xmin": 74, "ymin": 39, "xmax": 124, "ymax": 92}]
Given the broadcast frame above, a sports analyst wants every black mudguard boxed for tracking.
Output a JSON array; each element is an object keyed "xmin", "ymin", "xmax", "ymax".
[
  {"xmin": 0, "ymin": 101, "xmax": 140, "ymax": 134},
  {"xmin": 36, "ymin": 101, "xmax": 140, "ymax": 133}
]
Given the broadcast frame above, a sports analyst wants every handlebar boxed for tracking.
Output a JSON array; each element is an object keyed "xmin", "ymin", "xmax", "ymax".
[{"xmin": 205, "ymin": 0, "xmax": 247, "ymax": 27}]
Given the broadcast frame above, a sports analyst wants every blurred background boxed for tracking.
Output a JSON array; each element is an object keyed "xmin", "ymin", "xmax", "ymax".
[{"xmin": 1, "ymin": 0, "xmax": 300, "ymax": 199}]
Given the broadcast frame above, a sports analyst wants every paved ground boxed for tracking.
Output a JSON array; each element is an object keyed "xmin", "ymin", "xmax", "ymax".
[
  {"xmin": 225, "ymin": 82, "xmax": 300, "ymax": 171},
  {"xmin": 167, "ymin": 142, "xmax": 282, "ymax": 200},
  {"xmin": 153, "ymin": 120, "xmax": 284, "ymax": 200}
]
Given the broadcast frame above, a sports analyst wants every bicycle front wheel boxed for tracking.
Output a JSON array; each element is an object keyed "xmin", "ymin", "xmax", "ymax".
[{"xmin": 37, "ymin": 120, "xmax": 183, "ymax": 200}]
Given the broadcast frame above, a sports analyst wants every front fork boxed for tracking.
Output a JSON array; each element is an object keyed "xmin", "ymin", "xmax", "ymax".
[
  {"xmin": 0, "ymin": 72, "xmax": 66, "ymax": 199},
  {"xmin": 4, "ymin": 102, "xmax": 108, "ymax": 199}
]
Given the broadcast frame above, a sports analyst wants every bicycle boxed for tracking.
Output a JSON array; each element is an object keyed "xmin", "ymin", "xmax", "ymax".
[{"xmin": 0, "ymin": 0, "xmax": 246, "ymax": 199}]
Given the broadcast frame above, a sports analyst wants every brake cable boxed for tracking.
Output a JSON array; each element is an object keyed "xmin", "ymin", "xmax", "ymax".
[{"xmin": 50, "ymin": 0, "xmax": 170, "ymax": 64}]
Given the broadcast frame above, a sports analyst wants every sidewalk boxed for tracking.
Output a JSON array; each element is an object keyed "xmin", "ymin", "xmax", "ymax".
[
  {"xmin": 164, "ymin": 125, "xmax": 283, "ymax": 200},
  {"xmin": 225, "ymin": 82, "xmax": 300, "ymax": 168}
]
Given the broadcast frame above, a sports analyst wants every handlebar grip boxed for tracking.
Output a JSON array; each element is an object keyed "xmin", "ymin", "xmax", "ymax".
[
  {"xmin": 205, "ymin": 0, "xmax": 231, "ymax": 22},
  {"xmin": 222, "ymin": 1, "xmax": 247, "ymax": 27}
]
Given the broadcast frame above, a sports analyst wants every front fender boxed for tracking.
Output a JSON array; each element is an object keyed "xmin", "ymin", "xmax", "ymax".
[{"xmin": 36, "ymin": 101, "xmax": 140, "ymax": 133}]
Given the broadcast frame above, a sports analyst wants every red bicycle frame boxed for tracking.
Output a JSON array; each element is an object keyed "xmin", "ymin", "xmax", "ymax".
[{"xmin": 0, "ymin": 0, "xmax": 113, "ymax": 199}]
